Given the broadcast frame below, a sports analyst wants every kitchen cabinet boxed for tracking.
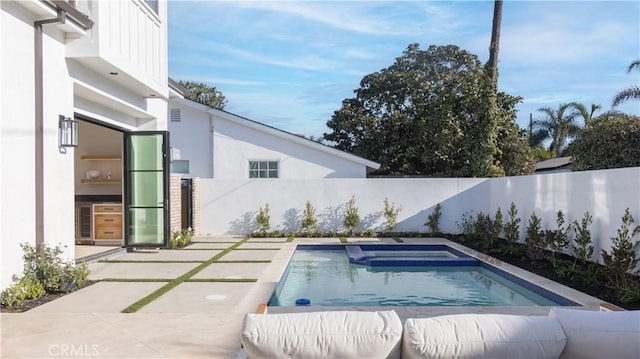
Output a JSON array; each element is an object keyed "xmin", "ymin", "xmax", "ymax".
[
  {"xmin": 93, "ymin": 204, "xmax": 123, "ymax": 243},
  {"xmin": 80, "ymin": 155, "xmax": 122, "ymax": 184}
]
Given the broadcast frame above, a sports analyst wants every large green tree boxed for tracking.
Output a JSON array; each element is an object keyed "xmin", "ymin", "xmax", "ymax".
[
  {"xmin": 324, "ymin": 44, "xmax": 534, "ymax": 177},
  {"xmin": 570, "ymin": 113, "xmax": 640, "ymax": 170},
  {"xmin": 178, "ymin": 81, "xmax": 227, "ymax": 110},
  {"xmin": 533, "ymin": 103, "xmax": 582, "ymax": 157},
  {"xmin": 612, "ymin": 60, "xmax": 640, "ymax": 107}
]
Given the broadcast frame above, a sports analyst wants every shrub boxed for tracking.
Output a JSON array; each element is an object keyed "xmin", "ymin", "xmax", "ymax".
[
  {"xmin": 1, "ymin": 242, "xmax": 91, "ymax": 308},
  {"xmin": 300, "ymin": 200, "xmax": 318, "ymax": 236},
  {"xmin": 503, "ymin": 203, "xmax": 520, "ymax": 243},
  {"xmin": 602, "ymin": 208, "xmax": 640, "ymax": 288},
  {"xmin": 572, "ymin": 211, "xmax": 594, "ymax": 263},
  {"xmin": 501, "ymin": 202, "xmax": 523, "ymax": 256},
  {"xmin": 456, "ymin": 210, "xmax": 476, "ymax": 239},
  {"xmin": 22, "ymin": 243, "xmax": 79, "ymax": 293},
  {"xmin": 170, "ymin": 228, "xmax": 194, "ymax": 248},
  {"xmin": 474, "ymin": 209, "xmax": 503, "ymax": 249},
  {"xmin": 256, "ymin": 203, "xmax": 271, "ymax": 234},
  {"xmin": 547, "ymin": 210, "xmax": 571, "ymax": 255},
  {"xmin": 425, "ymin": 203, "xmax": 442, "ymax": 234},
  {"xmin": 382, "ymin": 198, "xmax": 401, "ymax": 232},
  {"xmin": 525, "ymin": 212, "xmax": 545, "ymax": 260},
  {"xmin": 343, "ymin": 195, "xmax": 360, "ymax": 235}
]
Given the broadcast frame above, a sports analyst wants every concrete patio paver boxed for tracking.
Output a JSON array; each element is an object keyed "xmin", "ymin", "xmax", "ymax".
[
  {"xmin": 138, "ymin": 282, "xmax": 256, "ymax": 313},
  {"xmin": 221, "ymin": 249, "xmax": 280, "ymax": 261},
  {"xmin": 236, "ymin": 242, "xmax": 285, "ymax": 249},
  {"xmin": 89, "ymin": 262, "xmax": 201, "ymax": 280},
  {"xmin": 191, "ymin": 262, "xmax": 270, "ymax": 279},
  {"xmin": 28, "ymin": 282, "xmax": 167, "ymax": 314},
  {"xmin": 106, "ymin": 249, "xmax": 222, "ymax": 261},
  {"xmin": 191, "ymin": 236, "xmax": 243, "ymax": 243},
  {"xmin": 184, "ymin": 242, "xmax": 232, "ymax": 249}
]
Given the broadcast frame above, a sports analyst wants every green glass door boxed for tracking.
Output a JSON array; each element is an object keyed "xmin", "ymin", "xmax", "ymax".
[{"xmin": 124, "ymin": 132, "xmax": 170, "ymax": 248}]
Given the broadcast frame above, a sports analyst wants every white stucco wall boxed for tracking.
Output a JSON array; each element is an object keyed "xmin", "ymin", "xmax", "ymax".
[
  {"xmin": 199, "ymin": 178, "xmax": 488, "ymax": 235},
  {"xmin": 1, "ymin": 0, "xmax": 170, "ymax": 291},
  {"xmin": 168, "ymin": 101, "xmax": 212, "ymax": 178},
  {"xmin": 213, "ymin": 117, "xmax": 367, "ymax": 179},
  {"xmin": 168, "ymin": 100, "xmax": 374, "ymax": 179},
  {"xmin": 489, "ymin": 167, "xmax": 640, "ymax": 262},
  {"xmin": 199, "ymin": 167, "xmax": 640, "ymax": 264},
  {"xmin": 1, "ymin": 2, "xmax": 76, "ymax": 289}
]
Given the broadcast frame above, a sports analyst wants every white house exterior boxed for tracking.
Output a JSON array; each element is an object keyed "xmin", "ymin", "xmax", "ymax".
[
  {"xmin": 1, "ymin": 0, "xmax": 172, "ymax": 291},
  {"xmin": 167, "ymin": 94, "xmax": 380, "ymax": 179}
]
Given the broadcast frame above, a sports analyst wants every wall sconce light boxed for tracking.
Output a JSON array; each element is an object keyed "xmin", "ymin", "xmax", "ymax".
[{"xmin": 59, "ymin": 115, "xmax": 78, "ymax": 147}]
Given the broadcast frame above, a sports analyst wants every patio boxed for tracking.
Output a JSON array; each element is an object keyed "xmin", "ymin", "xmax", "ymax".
[{"xmin": 1, "ymin": 236, "xmax": 612, "ymax": 358}]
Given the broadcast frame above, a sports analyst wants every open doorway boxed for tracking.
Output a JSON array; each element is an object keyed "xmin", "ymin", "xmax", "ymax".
[
  {"xmin": 73, "ymin": 116, "xmax": 171, "ymax": 249},
  {"xmin": 74, "ymin": 119, "xmax": 124, "ymax": 247}
]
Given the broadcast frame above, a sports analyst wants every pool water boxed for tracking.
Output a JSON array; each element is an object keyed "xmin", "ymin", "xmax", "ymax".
[{"xmin": 269, "ymin": 249, "xmax": 564, "ymax": 307}]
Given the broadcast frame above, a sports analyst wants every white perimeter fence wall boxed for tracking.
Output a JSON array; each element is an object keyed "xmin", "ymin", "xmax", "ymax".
[{"xmin": 199, "ymin": 167, "xmax": 640, "ymax": 262}]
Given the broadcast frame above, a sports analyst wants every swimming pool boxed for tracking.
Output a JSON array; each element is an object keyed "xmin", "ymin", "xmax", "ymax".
[{"xmin": 268, "ymin": 245, "xmax": 577, "ymax": 307}]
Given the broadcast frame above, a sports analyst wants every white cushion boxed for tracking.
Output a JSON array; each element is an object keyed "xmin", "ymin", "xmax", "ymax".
[
  {"xmin": 403, "ymin": 314, "xmax": 566, "ymax": 359},
  {"xmin": 549, "ymin": 308, "xmax": 640, "ymax": 359},
  {"xmin": 241, "ymin": 310, "xmax": 402, "ymax": 359}
]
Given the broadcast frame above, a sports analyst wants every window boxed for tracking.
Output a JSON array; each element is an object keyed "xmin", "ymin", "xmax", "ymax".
[
  {"xmin": 249, "ymin": 161, "xmax": 278, "ymax": 178},
  {"xmin": 171, "ymin": 160, "xmax": 189, "ymax": 174}
]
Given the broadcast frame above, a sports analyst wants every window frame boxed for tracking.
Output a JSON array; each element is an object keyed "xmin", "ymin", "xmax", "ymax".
[{"xmin": 248, "ymin": 160, "xmax": 279, "ymax": 179}]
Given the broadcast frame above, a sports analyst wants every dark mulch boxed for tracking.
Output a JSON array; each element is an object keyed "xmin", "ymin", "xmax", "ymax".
[
  {"xmin": 447, "ymin": 235, "xmax": 640, "ymax": 310},
  {"xmin": 0, "ymin": 281, "xmax": 98, "ymax": 313}
]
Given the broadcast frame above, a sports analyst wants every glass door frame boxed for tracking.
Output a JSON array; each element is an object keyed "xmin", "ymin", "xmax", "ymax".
[{"xmin": 123, "ymin": 131, "xmax": 170, "ymax": 249}]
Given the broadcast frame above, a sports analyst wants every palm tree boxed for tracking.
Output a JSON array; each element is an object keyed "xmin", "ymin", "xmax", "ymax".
[
  {"xmin": 569, "ymin": 102, "xmax": 601, "ymax": 126},
  {"xmin": 612, "ymin": 60, "xmax": 640, "ymax": 107},
  {"xmin": 487, "ymin": 0, "xmax": 503, "ymax": 85},
  {"xmin": 533, "ymin": 103, "xmax": 582, "ymax": 157}
]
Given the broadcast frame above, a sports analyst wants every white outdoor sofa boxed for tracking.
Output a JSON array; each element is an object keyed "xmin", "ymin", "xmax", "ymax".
[{"xmin": 240, "ymin": 305, "xmax": 640, "ymax": 359}]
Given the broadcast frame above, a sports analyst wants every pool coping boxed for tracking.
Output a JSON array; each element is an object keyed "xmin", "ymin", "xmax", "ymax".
[{"xmin": 248, "ymin": 237, "xmax": 611, "ymax": 315}]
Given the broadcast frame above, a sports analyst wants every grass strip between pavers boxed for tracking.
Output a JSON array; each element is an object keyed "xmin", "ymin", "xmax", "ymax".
[
  {"xmin": 184, "ymin": 278, "xmax": 257, "ymax": 282},
  {"xmin": 98, "ymin": 260, "xmax": 205, "ymax": 263},
  {"xmin": 233, "ymin": 248, "xmax": 281, "ymax": 251},
  {"xmin": 245, "ymin": 240, "xmax": 288, "ymax": 244},
  {"xmin": 190, "ymin": 241, "xmax": 238, "ymax": 244},
  {"xmin": 100, "ymin": 278, "xmax": 173, "ymax": 282},
  {"xmin": 392, "ymin": 237, "xmax": 404, "ymax": 243},
  {"xmin": 215, "ymin": 260, "xmax": 271, "ymax": 263},
  {"xmin": 120, "ymin": 238, "xmax": 250, "ymax": 313},
  {"xmin": 180, "ymin": 248, "xmax": 229, "ymax": 250}
]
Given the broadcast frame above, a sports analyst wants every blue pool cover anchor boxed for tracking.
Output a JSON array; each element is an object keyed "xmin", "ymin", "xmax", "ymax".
[{"xmin": 295, "ymin": 298, "xmax": 311, "ymax": 306}]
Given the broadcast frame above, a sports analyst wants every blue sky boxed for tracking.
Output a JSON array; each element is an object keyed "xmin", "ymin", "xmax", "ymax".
[{"xmin": 168, "ymin": 0, "xmax": 640, "ymax": 138}]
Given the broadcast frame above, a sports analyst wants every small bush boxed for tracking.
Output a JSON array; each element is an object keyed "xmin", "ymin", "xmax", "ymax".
[
  {"xmin": 525, "ymin": 212, "xmax": 546, "ymax": 260},
  {"xmin": 456, "ymin": 210, "xmax": 476, "ymax": 239},
  {"xmin": 170, "ymin": 228, "xmax": 194, "ymax": 248},
  {"xmin": 256, "ymin": 203, "xmax": 271, "ymax": 234},
  {"xmin": 343, "ymin": 195, "xmax": 360, "ymax": 235},
  {"xmin": 572, "ymin": 211, "xmax": 594, "ymax": 263},
  {"xmin": 425, "ymin": 203, "xmax": 442, "ymax": 234},
  {"xmin": 300, "ymin": 200, "xmax": 318, "ymax": 236},
  {"xmin": 482, "ymin": 208, "xmax": 503, "ymax": 249},
  {"xmin": 383, "ymin": 198, "xmax": 401, "ymax": 232},
  {"xmin": 602, "ymin": 208, "xmax": 640, "ymax": 288},
  {"xmin": 501, "ymin": 202, "xmax": 523, "ymax": 256},
  {"xmin": 1, "ymin": 242, "xmax": 91, "ymax": 308}
]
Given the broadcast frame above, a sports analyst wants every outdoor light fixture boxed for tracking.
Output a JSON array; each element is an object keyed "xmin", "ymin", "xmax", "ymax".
[{"xmin": 58, "ymin": 115, "xmax": 78, "ymax": 147}]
